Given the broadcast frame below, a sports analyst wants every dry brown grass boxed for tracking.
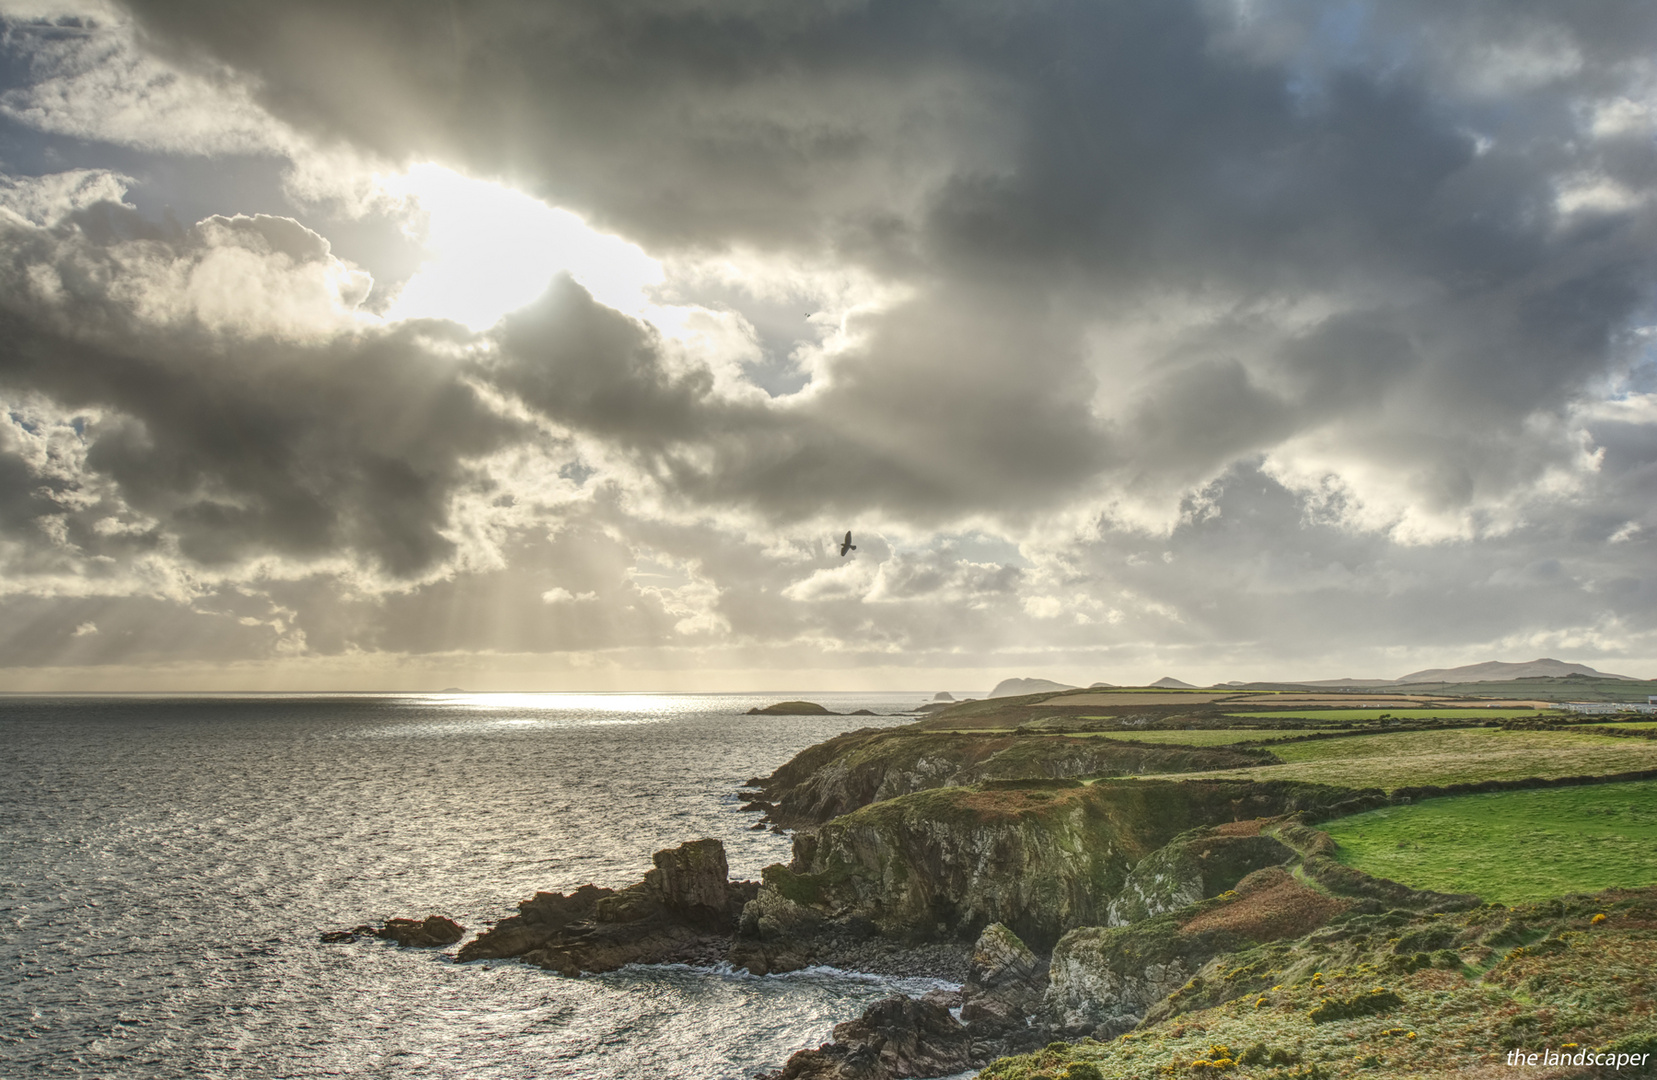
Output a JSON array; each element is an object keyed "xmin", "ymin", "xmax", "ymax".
[
  {"xmin": 1178, "ymin": 866, "xmax": 1348, "ymax": 942},
  {"xmin": 1206, "ymin": 818, "xmax": 1268, "ymax": 836}
]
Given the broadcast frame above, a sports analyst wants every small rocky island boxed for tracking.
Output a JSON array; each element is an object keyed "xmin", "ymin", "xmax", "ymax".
[
  {"xmin": 748, "ymin": 700, "xmax": 838, "ymax": 715},
  {"xmin": 336, "ymin": 690, "xmax": 1657, "ymax": 1079}
]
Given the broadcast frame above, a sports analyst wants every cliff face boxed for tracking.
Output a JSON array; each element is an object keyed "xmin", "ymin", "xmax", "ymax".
[
  {"xmin": 1104, "ymin": 831, "xmax": 1295, "ymax": 925},
  {"xmin": 746, "ymin": 779, "xmax": 1364, "ymax": 950},
  {"xmin": 1043, "ymin": 915, "xmax": 1229, "ymax": 1037},
  {"xmin": 752, "ymin": 730, "xmax": 1280, "ymax": 827}
]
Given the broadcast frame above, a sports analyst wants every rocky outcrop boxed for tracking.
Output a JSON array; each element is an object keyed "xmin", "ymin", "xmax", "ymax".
[
  {"xmin": 456, "ymin": 839, "xmax": 758, "ymax": 973},
  {"xmin": 745, "ymin": 779, "xmax": 1366, "ymax": 950},
  {"xmin": 758, "ymin": 994, "xmax": 972, "ymax": 1080},
  {"xmin": 1104, "ymin": 828, "xmax": 1295, "ymax": 925},
  {"xmin": 957, "ymin": 922, "xmax": 1050, "ymax": 1059},
  {"xmin": 1042, "ymin": 913, "xmax": 1246, "ymax": 1038},
  {"xmin": 1037, "ymin": 819, "xmax": 1475, "ymax": 1040},
  {"xmin": 752, "ymin": 729, "xmax": 1019, "ymax": 826},
  {"xmin": 962, "ymin": 922, "xmax": 1047, "ymax": 1021},
  {"xmin": 750, "ymin": 730, "xmax": 1282, "ymax": 827},
  {"xmin": 321, "ymin": 914, "xmax": 465, "ymax": 947}
]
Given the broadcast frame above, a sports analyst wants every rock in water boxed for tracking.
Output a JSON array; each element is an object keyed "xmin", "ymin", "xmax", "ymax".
[
  {"xmin": 453, "ymin": 839, "xmax": 758, "ymax": 975},
  {"xmin": 759, "ymin": 994, "xmax": 971, "ymax": 1080},
  {"xmin": 747, "ymin": 701, "xmax": 837, "ymax": 715},
  {"xmin": 322, "ymin": 915, "xmax": 465, "ymax": 947},
  {"xmin": 378, "ymin": 915, "xmax": 466, "ymax": 947}
]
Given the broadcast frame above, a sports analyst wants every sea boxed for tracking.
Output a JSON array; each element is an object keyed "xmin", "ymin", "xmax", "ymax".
[{"xmin": 0, "ymin": 692, "xmax": 960, "ymax": 1078}]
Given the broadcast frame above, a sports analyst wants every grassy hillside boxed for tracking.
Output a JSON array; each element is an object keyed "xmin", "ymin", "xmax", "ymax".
[
  {"xmin": 1226, "ymin": 707, "xmax": 1553, "ymax": 721},
  {"xmin": 1144, "ymin": 728, "xmax": 1657, "ymax": 790},
  {"xmin": 978, "ymin": 886, "xmax": 1657, "ymax": 1079},
  {"xmin": 1407, "ymin": 674, "xmax": 1657, "ymax": 702},
  {"xmin": 1080, "ymin": 729, "xmax": 1353, "ymax": 746},
  {"xmin": 1324, "ymin": 780, "xmax": 1657, "ymax": 904}
]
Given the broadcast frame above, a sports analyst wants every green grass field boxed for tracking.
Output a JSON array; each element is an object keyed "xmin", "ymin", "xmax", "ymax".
[
  {"xmin": 1224, "ymin": 708, "xmax": 1550, "ymax": 721},
  {"xmin": 1582, "ymin": 720, "xmax": 1657, "ymax": 731},
  {"xmin": 1144, "ymin": 727, "xmax": 1657, "ymax": 790},
  {"xmin": 1077, "ymin": 728, "xmax": 1352, "ymax": 746},
  {"xmin": 1322, "ymin": 780, "xmax": 1657, "ymax": 904}
]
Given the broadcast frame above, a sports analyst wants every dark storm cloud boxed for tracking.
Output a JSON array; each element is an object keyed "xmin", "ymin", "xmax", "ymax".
[
  {"xmin": 490, "ymin": 279, "xmax": 1106, "ymax": 521},
  {"xmin": 0, "ymin": 0, "xmax": 1655, "ymax": 678},
  {"xmin": 106, "ymin": 0, "xmax": 1657, "ymax": 524}
]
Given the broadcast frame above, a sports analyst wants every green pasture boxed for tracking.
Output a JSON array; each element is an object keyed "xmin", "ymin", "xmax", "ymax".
[
  {"xmin": 1224, "ymin": 708, "xmax": 1550, "ymax": 722},
  {"xmin": 1323, "ymin": 780, "xmax": 1657, "ymax": 904},
  {"xmin": 1582, "ymin": 719, "xmax": 1657, "ymax": 731},
  {"xmin": 1077, "ymin": 728, "xmax": 1351, "ymax": 746},
  {"xmin": 1145, "ymin": 727, "xmax": 1657, "ymax": 790}
]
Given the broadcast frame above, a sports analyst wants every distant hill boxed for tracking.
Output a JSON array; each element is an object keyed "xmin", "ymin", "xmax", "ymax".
[
  {"xmin": 1395, "ymin": 658, "xmax": 1636, "ymax": 684},
  {"xmin": 988, "ymin": 677, "xmax": 1077, "ymax": 698},
  {"xmin": 1149, "ymin": 676, "xmax": 1198, "ymax": 689}
]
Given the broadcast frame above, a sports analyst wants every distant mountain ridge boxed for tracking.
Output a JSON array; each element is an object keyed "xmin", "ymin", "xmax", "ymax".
[
  {"xmin": 988, "ymin": 677, "xmax": 1077, "ymax": 698},
  {"xmin": 990, "ymin": 660, "xmax": 1638, "ymax": 699},
  {"xmin": 1394, "ymin": 658, "xmax": 1637, "ymax": 683}
]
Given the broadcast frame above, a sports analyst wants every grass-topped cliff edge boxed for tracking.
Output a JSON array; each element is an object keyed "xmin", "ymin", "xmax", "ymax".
[{"xmin": 735, "ymin": 686, "xmax": 1657, "ymax": 1079}]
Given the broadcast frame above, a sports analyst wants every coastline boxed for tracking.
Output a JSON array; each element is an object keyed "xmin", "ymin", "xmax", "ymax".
[{"xmin": 353, "ymin": 693, "xmax": 1657, "ymax": 1079}]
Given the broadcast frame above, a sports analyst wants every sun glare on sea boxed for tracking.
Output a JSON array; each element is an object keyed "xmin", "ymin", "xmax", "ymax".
[
  {"xmin": 384, "ymin": 163, "xmax": 662, "ymax": 331},
  {"xmin": 433, "ymin": 692, "xmax": 674, "ymax": 715}
]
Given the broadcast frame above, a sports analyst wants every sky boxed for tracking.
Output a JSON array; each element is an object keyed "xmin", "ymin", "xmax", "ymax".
[{"xmin": 0, "ymin": 0, "xmax": 1654, "ymax": 692}]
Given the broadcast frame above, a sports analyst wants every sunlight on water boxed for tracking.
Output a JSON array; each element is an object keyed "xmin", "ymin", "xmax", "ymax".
[
  {"xmin": 434, "ymin": 691, "xmax": 686, "ymax": 713},
  {"xmin": 0, "ymin": 692, "xmax": 928, "ymax": 1078}
]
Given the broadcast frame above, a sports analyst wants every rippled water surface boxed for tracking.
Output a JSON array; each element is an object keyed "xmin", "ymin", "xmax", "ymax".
[{"xmin": 0, "ymin": 692, "xmax": 945, "ymax": 1077}]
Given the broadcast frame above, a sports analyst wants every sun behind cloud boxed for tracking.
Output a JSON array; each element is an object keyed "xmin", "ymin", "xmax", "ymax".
[{"xmin": 383, "ymin": 163, "xmax": 662, "ymax": 331}]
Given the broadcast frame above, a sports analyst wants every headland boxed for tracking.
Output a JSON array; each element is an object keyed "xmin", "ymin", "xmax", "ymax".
[{"xmin": 337, "ymin": 680, "xmax": 1657, "ymax": 1079}]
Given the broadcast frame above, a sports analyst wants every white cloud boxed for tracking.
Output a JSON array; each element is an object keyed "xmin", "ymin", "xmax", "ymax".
[
  {"xmin": 540, "ymin": 587, "xmax": 596, "ymax": 603},
  {"xmin": 0, "ymin": 169, "xmax": 133, "ymax": 227},
  {"xmin": 0, "ymin": 12, "xmax": 288, "ymax": 157},
  {"xmin": 106, "ymin": 214, "xmax": 375, "ymax": 342},
  {"xmin": 1023, "ymin": 595, "xmax": 1063, "ymax": 619}
]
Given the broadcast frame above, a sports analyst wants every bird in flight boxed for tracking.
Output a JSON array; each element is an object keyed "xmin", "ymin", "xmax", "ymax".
[{"xmin": 839, "ymin": 531, "xmax": 856, "ymax": 557}]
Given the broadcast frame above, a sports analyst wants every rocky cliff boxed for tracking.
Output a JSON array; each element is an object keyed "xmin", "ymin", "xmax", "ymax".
[
  {"xmin": 742, "ymin": 778, "xmax": 1369, "ymax": 950},
  {"xmin": 1104, "ymin": 825, "xmax": 1295, "ymax": 925}
]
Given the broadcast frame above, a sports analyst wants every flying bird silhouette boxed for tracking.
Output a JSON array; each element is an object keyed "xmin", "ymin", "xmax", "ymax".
[{"xmin": 839, "ymin": 531, "xmax": 856, "ymax": 557}]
